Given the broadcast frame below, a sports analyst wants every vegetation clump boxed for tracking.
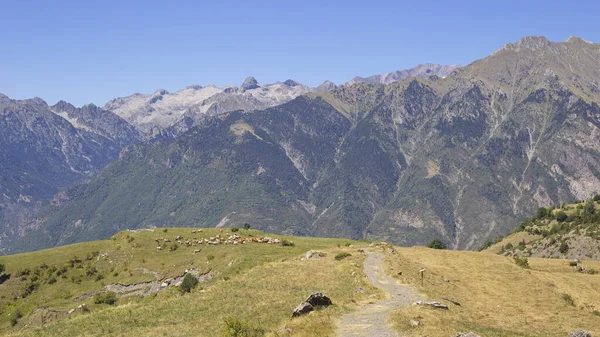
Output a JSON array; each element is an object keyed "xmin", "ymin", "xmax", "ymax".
[
  {"xmin": 94, "ymin": 291, "xmax": 118, "ymax": 305},
  {"xmin": 281, "ymin": 239, "xmax": 295, "ymax": 247},
  {"xmin": 427, "ymin": 239, "xmax": 447, "ymax": 250},
  {"xmin": 221, "ymin": 317, "xmax": 265, "ymax": 337},
  {"xmin": 513, "ymin": 256, "xmax": 530, "ymax": 269},
  {"xmin": 180, "ymin": 274, "xmax": 199, "ymax": 294},
  {"xmin": 335, "ymin": 252, "xmax": 352, "ymax": 260},
  {"xmin": 555, "ymin": 211, "xmax": 567, "ymax": 222},
  {"xmin": 561, "ymin": 293, "xmax": 575, "ymax": 306}
]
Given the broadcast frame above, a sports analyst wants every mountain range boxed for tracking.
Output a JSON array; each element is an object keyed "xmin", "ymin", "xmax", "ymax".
[
  {"xmin": 103, "ymin": 64, "xmax": 460, "ymax": 134},
  {"xmin": 3, "ymin": 37, "xmax": 600, "ymax": 254}
]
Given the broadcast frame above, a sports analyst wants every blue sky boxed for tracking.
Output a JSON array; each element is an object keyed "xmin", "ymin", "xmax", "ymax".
[{"xmin": 2, "ymin": 0, "xmax": 599, "ymax": 106}]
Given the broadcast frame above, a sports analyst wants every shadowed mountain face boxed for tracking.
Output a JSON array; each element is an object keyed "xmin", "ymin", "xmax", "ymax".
[
  {"xmin": 0, "ymin": 95, "xmax": 141, "ymax": 250},
  {"xmin": 4, "ymin": 36, "xmax": 600, "ymax": 254}
]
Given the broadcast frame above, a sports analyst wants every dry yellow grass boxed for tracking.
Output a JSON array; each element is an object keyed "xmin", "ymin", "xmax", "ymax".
[{"xmin": 384, "ymin": 247, "xmax": 600, "ymax": 336}]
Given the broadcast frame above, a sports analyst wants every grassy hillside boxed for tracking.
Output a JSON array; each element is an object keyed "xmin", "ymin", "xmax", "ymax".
[
  {"xmin": 385, "ymin": 246, "xmax": 600, "ymax": 336},
  {"xmin": 0, "ymin": 228, "xmax": 377, "ymax": 336},
  {"xmin": 1, "ymin": 230, "xmax": 599, "ymax": 336},
  {"xmin": 483, "ymin": 198, "xmax": 600, "ymax": 260}
]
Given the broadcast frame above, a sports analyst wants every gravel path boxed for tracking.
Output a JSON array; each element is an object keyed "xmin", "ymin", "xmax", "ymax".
[{"xmin": 338, "ymin": 251, "xmax": 424, "ymax": 337}]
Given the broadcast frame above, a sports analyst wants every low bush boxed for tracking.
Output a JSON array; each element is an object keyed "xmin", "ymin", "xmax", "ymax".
[
  {"xmin": 221, "ymin": 317, "xmax": 265, "ymax": 337},
  {"xmin": 555, "ymin": 211, "xmax": 568, "ymax": 222},
  {"xmin": 561, "ymin": 293, "xmax": 574, "ymax": 306},
  {"xmin": 231, "ymin": 228, "xmax": 240, "ymax": 232},
  {"xmin": 281, "ymin": 239, "xmax": 295, "ymax": 247},
  {"xmin": 427, "ymin": 239, "xmax": 447, "ymax": 249},
  {"xmin": 335, "ymin": 252, "xmax": 352, "ymax": 261},
  {"xmin": 568, "ymin": 260, "xmax": 578, "ymax": 267},
  {"xmin": 94, "ymin": 291, "xmax": 118, "ymax": 305},
  {"xmin": 513, "ymin": 256, "xmax": 530, "ymax": 269}
]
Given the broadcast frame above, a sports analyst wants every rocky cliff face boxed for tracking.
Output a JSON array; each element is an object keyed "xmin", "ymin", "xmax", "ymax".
[{"xmin": 5, "ymin": 37, "xmax": 600, "ymax": 254}]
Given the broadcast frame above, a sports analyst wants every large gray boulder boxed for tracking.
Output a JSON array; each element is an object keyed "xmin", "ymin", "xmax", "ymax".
[
  {"xmin": 454, "ymin": 333, "xmax": 481, "ymax": 337},
  {"xmin": 291, "ymin": 302, "xmax": 313, "ymax": 317},
  {"xmin": 305, "ymin": 292, "xmax": 332, "ymax": 306}
]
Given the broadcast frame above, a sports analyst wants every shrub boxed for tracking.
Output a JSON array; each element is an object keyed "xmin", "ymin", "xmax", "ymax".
[
  {"xmin": 9, "ymin": 310, "xmax": 21, "ymax": 327},
  {"xmin": 427, "ymin": 239, "xmax": 447, "ymax": 249},
  {"xmin": 335, "ymin": 253, "xmax": 352, "ymax": 261},
  {"xmin": 94, "ymin": 291, "xmax": 118, "ymax": 305},
  {"xmin": 559, "ymin": 242, "xmax": 569, "ymax": 254},
  {"xmin": 568, "ymin": 260, "xmax": 578, "ymax": 267},
  {"xmin": 281, "ymin": 239, "xmax": 295, "ymax": 247},
  {"xmin": 0, "ymin": 263, "xmax": 4, "ymax": 275},
  {"xmin": 587, "ymin": 268, "xmax": 599, "ymax": 275},
  {"xmin": 555, "ymin": 211, "xmax": 568, "ymax": 222},
  {"xmin": 207, "ymin": 255, "xmax": 215, "ymax": 261},
  {"xmin": 162, "ymin": 228, "xmax": 168, "ymax": 233},
  {"xmin": 243, "ymin": 223, "xmax": 251, "ymax": 230},
  {"xmin": 221, "ymin": 317, "xmax": 265, "ymax": 337},
  {"xmin": 505, "ymin": 243, "xmax": 514, "ymax": 250},
  {"xmin": 584, "ymin": 200, "xmax": 595, "ymax": 214},
  {"xmin": 231, "ymin": 228, "xmax": 240, "ymax": 232},
  {"xmin": 536, "ymin": 207, "xmax": 548, "ymax": 219},
  {"xmin": 169, "ymin": 243, "xmax": 179, "ymax": 252},
  {"xmin": 513, "ymin": 256, "xmax": 530, "ymax": 269},
  {"xmin": 594, "ymin": 195, "xmax": 600, "ymax": 202},
  {"xmin": 180, "ymin": 274, "xmax": 199, "ymax": 294},
  {"xmin": 561, "ymin": 293, "xmax": 575, "ymax": 306}
]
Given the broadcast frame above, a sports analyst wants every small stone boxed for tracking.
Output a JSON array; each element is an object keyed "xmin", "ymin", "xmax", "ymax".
[
  {"xmin": 67, "ymin": 308, "xmax": 75, "ymax": 314},
  {"xmin": 454, "ymin": 333, "xmax": 481, "ymax": 337},
  {"xmin": 409, "ymin": 319, "xmax": 420, "ymax": 327},
  {"xmin": 569, "ymin": 331, "xmax": 592, "ymax": 337},
  {"xmin": 292, "ymin": 302, "xmax": 313, "ymax": 317},
  {"xmin": 414, "ymin": 300, "xmax": 449, "ymax": 309},
  {"xmin": 161, "ymin": 282, "xmax": 169, "ymax": 288}
]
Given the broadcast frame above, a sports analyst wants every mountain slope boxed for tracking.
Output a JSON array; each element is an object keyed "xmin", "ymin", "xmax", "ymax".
[
  {"xmin": 0, "ymin": 95, "xmax": 141, "ymax": 252},
  {"xmin": 8, "ymin": 36, "xmax": 600, "ymax": 254}
]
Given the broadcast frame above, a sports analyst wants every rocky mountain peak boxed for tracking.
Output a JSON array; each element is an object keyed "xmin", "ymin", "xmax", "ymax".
[
  {"xmin": 153, "ymin": 89, "xmax": 169, "ymax": 96},
  {"xmin": 316, "ymin": 80, "xmax": 337, "ymax": 92},
  {"xmin": 185, "ymin": 85, "xmax": 203, "ymax": 90},
  {"xmin": 52, "ymin": 100, "xmax": 77, "ymax": 114},
  {"xmin": 283, "ymin": 79, "xmax": 300, "ymax": 87},
  {"xmin": 241, "ymin": 76, "xmax": 260, "ymax": 91}
]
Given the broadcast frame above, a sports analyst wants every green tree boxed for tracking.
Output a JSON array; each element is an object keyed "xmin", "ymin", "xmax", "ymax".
[
  {"xmin": 536, "ymin": 207, "xmax": 548, "ymax": 219},
  {"xmin": 427, "ymin": 239, "xmax": 447, "ymax": 249},
  {"xmin": 555, "ymin": 211, "xmax": 568, "ymax": 222},
  {"xmin": 180, "ymin": 274, "xmax": 199, "ymax": 294},
  {"xmin": 243, "ymin": 223, "xmax": 251, "ymax": 230},
  {"xmin": 584, "ymin": 200, "xmax": 595, "ymax": 215},
  {"xmin": 0, "ymin": 263, "xmax": 5, "ymax": 275},
  {"xmin": 593, "ymin": 195, "xmax": 600, "ymax": 202}
]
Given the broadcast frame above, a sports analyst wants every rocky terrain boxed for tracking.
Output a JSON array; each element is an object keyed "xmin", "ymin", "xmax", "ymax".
[
  {"xmin": 343, "ymin": 63, "xmax": 460, "ymax": 86},
  {"xmin": 104, "ymin": 64, "xmax": 457, "ymax": 134}
]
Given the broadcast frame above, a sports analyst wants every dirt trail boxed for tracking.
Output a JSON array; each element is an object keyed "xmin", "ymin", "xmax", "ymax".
[{"xmin": 338, "ymin": 251, "xmax": 424, "ymax": 337}]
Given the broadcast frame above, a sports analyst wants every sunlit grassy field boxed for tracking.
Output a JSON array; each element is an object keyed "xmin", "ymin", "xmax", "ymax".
[
  {"xmin": 384, "ymin": 246, "xmax": 600, "ymax": 336},
  {"xmin": 0, "ymin": 228, "xmax": 377, "ymax": 336}
]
